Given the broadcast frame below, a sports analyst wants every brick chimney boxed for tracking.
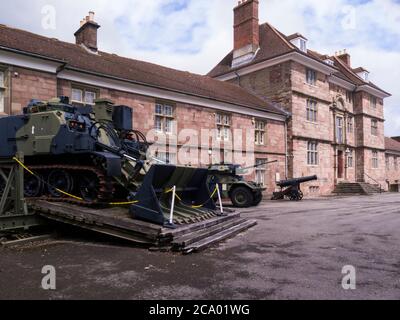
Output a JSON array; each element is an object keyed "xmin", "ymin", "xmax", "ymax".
[
  {"xmin": 74, "ymin": 11, "xmax": 100, "ymax": 52},
  {"xmin": 232, "ymin": 0, "xmax": 260, "ymax": 67},
  {"xmin": 336, "ymin": 50, "xmax": 351, "ymax": 67}
]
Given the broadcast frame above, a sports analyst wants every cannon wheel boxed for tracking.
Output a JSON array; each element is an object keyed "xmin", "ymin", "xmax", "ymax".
[
  {"xmin": 230, "ymin": 186, "xmax": 254, "ymax": 208},
  {"xmin": 289, "ymin": 190, "xmax": 303, "ymax": 201}
]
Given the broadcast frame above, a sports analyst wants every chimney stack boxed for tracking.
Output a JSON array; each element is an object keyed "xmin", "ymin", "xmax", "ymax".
[
  {"xmin": 336, "ymin": 49, "xmax": 351, "ymax": 67},
  {"xmin": 74, "ymin": 11, "xmax": 100, "ymax": 52},
  {"xmin": 232, "ymin": 0, "xmax": 260, "ymax": 67}
]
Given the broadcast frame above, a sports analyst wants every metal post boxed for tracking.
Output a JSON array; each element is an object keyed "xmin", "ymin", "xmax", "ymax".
[
  {"xmin": 169, "ymin": 185, "xmax": 176, "ymax": 225},
  {"xmin": 216, "ymin": 185, "xmax": 224, "ymax": 215},
  {"xmin": 15, "ymin": 152, "xmax": 26, "ymax": 215}
]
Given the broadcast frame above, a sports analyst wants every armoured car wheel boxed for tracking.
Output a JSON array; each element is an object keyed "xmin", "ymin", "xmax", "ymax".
[
  {"xmin": 24, "ymin": 174, "xmax": 43, "ymax": 198},
  {"xmin": 253, "ymin": 191, "xmax": 263, "ymax": 206},
  {"xmin": 47, "ymin": 170, "xmax": 74, "ymax": 198},
  {"xmin": 231, "ymin": 187, "xmax": 254, "ymax": 208}
]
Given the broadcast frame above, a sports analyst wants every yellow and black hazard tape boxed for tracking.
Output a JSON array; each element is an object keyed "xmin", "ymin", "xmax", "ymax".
[
  {"xmin": 165, "ymin": 185, "xmax": 219, "ymax": 209},
  {"xmin": 13, "ymin": 157, "xmax": 139, "ymax": 206},
  {"xmin": 13, "ymin": 157, "xmax": 219, "ymax": 208}
]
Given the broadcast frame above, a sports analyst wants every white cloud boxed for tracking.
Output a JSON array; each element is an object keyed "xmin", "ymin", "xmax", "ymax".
[{"xmin": 0, "ymin": 0, "xmax": 399, "ymax": 134}]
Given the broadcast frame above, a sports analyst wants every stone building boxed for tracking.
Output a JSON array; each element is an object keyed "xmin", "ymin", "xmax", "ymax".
[
  {"xmin": 0, "ymin": 12, "xmax": 288, "ymax": 194},
  {"xmin": 385, "ymin": 137, "xmax": 400, "ymax": 192},
  {"xmin": 209, "ymin": 0, "xmax": 391, "ymax": 195}
]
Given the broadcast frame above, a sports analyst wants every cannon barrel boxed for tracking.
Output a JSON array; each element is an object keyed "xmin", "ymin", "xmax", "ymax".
[{"xmin": 277, "ymin": 175, "xmax": 318, "ymax": 188}]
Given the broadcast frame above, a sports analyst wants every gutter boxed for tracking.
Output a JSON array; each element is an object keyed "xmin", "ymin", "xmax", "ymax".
[
  {"xmin": 0, "ymin": 45, "xmax": 287, "ymax": 120},
  {"xmin": 0, "ymin": 46, "xmax": 65, "ymax": 65},
  {"xmin": 63, "ymin": 66, "xmax": 288, "ymax": 119}
]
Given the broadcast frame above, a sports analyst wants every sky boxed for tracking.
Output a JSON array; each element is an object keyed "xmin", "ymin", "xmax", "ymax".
[{"xmin": 0, "ymin": 0, "xmax": 399, "ymax": 135}]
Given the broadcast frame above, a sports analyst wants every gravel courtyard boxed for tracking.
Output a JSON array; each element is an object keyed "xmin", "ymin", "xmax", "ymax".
[{"xmin": 1, "ymin": 193, "xmax": 399, "ymax": 300}]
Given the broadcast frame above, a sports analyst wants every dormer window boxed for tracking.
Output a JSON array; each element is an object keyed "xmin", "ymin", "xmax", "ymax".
[
  {"xmin": 324, "ymin": 59, "xmax": 334, "ymax": 66},
  {"xmin": 354, "ymin": 67, "xmax": 370, "ymax": 82},
  {"xmin": 300, "ymin": 39, "xmax": 307, "ymax": 52},
  {"xmin": 358, "ymin": 71, "xmax": 369, "ymax": 82},
  {"xmin": 288, "ymin": 33, "xmax": 308, "ymax": 53}
]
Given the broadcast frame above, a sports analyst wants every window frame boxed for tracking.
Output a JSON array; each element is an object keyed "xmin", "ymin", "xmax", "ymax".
[
  {"xmin": 0, "ymin": 68, "xmax": 7, "ymax": 114},
  {"xmin": 336, "ymin": 116, "xmax": 344, "ymax": 144},
  {"xmin": 255, "ymin": 120, "xmax": 266, "ymax": 145},
  {"xmin": 216, "ymin": 113, "xmax": 231, "ymax": 141},
  {"xmin": 306, "ymin": 69, "xmax": 317, "ymax": 86},
  {"xmin": 372, "ymin": 150, "xmax": 379, "ymax": 169},
  {"xmin": 347, "ymin": 150, "xmax": 354, "ymax": 168},
  {"xmin": 306, "ymin": 99, "xmax": 318, "ymax": 122},
  {"xmin": 71, "ymin": 86, "xmax": 98, "ymax": 105},
  {"xmin": 307, "ymin": 141, "xmax": 319, "ymax": 166},
  {"xmin": 347, "ymin": 117, "xmax": 354, "ymax": 134},
  {"xmin": 255, "ymin": 159, "xmax": 267, "ymax": 186},
  {"xmin": 155, "ymin": 151, "xmax": 176, "ymax": 165},
  {"xmin": 371, "ymin": 119, "xmax": 378, "ymax": 136},
  {"xmin": 154, "ymin": 102, "xmax": 175, "ymax": 134},
  {"xmin": 370, "ymin": 95, "xmax": 377, "ymax": 109}
]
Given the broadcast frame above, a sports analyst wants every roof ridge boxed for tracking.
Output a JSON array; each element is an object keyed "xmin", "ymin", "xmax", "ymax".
[
  {"xmin": 262, "ymin": 22, "xmax": 295, "ymax": 50},
  {"xmin": 333, "ymin": 56, "xmax": 366, "ymax": 83}
]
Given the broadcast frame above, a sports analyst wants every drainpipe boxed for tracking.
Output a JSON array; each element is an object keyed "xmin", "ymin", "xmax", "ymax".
[
  {"xmin": 285, "ymin": 120, "xmax": 288, "ymax": 179},
  {"xmin": 234, "ymin": 71, "xmax": 241, "ymax": 87}
]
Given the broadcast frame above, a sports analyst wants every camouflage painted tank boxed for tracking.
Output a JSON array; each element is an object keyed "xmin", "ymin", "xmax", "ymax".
[{"xmin": 0, "ymin": 97, "xmax": 216, "ymax": 226}]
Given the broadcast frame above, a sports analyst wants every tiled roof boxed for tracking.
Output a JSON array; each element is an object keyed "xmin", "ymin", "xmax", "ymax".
[
  {"xmin": 208, "ymin": 23, "xmax": 296, "ymax": 78},
  {"xmin": 208, "ymin": 22, "xmax": 389, "ymax": 96},
  {"xmin": 0, "ymin": 24, "xmax": 286, "ymax": 116},
  {"xmin": 385, "ymin": 137, "xmax": 400, "ymax": 153}
]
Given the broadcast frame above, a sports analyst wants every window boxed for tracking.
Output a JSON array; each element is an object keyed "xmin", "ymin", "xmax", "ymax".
[
  {"xmin": 347, "ymin": 150, "xmax": 354, "ymax": 168},
  {"xmin": 255, "ymin": 159, "xmax": 266, "ymax": 186},
  {"xmin": 300, "ymin": 39, "xmax": 307, "ymax": 52},
  {"xmin": 386, "ymin": 157, "xmax": 390, "ymax": 170},
  {"xmin": 0, "ymin": 70, "xmax": 5, "ymax": 113},
  {"xmin": 306, "ymin": 69, "xmax": 317, "ymax": 85},
  {"xmin": 154, "ymin": 103, "xmax": 175, "ymax": 134},
  {"xmin": 336, "ymin": 117, "xmax": 344, "ymax": 144},
  {"xmin": 372, "ymin": 150, "xmax": 379, "ymax": 169},
  {"xmin": 306, "ymin": 99, "xmax": 318, "ymax": 122},
  {"xmin": 307, "ymin": 141, "xmax": 318, "ymax": 165},
  {"xmin": 395, "ymin": 157, "xmax": 399, "ymax": 171},
  {"xmin": 309, "ymin": 186, "xmax": 320, "ymax": 193},
  {"xmin": 216, "ymin": 113, "xmax": 231, "ymax": 141},
  {"xmin": 71, "ymin": 87, "xmax": 97, "ymax": 105},
  {"xmin": 346, "ymin": 91, "xmax": 353, "ymax": 103},
  {"xmin": 155, "ymin": 151, "xmax": 176, "ymax": 165},
  {"xmin": 255, "ymin": 120, "xmax": 266, "ymax": 145},
  {"xmin": 371, "ymin": 119, "xmax": 378, "ymax": 136},
  {"xmin": 347, "ymin": 117, "xmax": 353, "ymax": 133},
  {"xmin": 370, "ymin": 95, "xmax": 377, "ymax": 108}
]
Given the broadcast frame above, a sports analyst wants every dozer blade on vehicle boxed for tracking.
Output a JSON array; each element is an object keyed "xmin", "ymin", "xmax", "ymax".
[{"xmin": 130, "ymin": 164, "xmax": 217, "ymax": 226}]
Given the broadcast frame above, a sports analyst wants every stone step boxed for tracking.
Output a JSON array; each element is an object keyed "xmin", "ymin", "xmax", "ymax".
[{"xmin": 333, "ymin": 182, "xmax": 383, "ymax": 195}]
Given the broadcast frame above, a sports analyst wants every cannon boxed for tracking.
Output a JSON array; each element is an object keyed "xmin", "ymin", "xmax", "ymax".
[{"xmin": 272, "ymin": 175, "xmax": 318, "ymax": 201}]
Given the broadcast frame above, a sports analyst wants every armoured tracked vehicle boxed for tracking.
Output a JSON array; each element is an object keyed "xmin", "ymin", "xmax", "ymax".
[{"xmin": 0, "ymin": 97, "xmax": 217, "ymax": 226}]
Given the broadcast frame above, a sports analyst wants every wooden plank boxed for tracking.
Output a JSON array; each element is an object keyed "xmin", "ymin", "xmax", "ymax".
[
  {"xmin": 160, "ymin": 212, "xmax": 241, "ymax": 238},
  {"xmin": 172, "ymin": 218, "xmax": 247, "ymax": 248},
  {"xmin": 182, "ymin": 220, "xmax": 257, "ymax": 254},
  {"xmin": 29, "ymin": 201, "xmax": 162, "ymax": 238},
  {"xmin": 39, "ymin": 212, "xmax": 156, "ymax": 245}
]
